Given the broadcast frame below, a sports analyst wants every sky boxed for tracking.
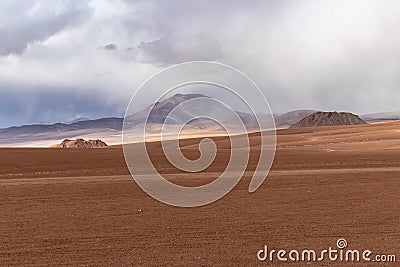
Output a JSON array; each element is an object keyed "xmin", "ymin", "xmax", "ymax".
[{"xmin": 0, "ymin": 0, "xmax": 400, "ymax": 127}]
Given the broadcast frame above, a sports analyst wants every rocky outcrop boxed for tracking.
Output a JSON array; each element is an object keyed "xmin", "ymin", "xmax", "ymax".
[
  {"xmin": 51, "ymin": 138, "xmax": 107, "ymax": 148},
  {"xmin": 290, "ymin": 111, "xmax": 366, "ymax": 128}
]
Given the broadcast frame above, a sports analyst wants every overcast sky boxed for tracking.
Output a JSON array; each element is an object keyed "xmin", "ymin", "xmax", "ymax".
[{"xmin": 1, "ymin": 0, "xmax": 399, "ymax": 127}]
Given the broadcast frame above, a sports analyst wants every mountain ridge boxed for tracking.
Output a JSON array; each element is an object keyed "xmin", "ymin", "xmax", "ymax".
[
  {"xmin": 0, "ymin": 93, "xmax": 257, "ymax": 147},
  {"xmin": 1, "ymin": 94, "xmax": 399, "ymax": 147}
]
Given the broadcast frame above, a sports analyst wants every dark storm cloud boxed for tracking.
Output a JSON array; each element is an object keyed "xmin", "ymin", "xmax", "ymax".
[
  {"xmin": 0, "ymin": 86, "xmax": 126, "ymax": 128},
  {"xmin": 100, "ymin": 43, "xmax": 117, "ymax": 50},
  {"xmin": 0, "ymin": 0, "xmax": 92, "ymax": 56}
]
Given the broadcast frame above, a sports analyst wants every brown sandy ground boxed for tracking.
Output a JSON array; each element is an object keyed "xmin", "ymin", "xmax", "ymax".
[{"xmin": 0, "ymin": 121, "xmax": 399, "ymax": 266}]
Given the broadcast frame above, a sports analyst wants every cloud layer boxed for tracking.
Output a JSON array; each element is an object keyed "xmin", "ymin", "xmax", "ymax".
[
  {"xmin": 0, "ymin": 0, "xmax": 400, "ymax": 127},
  {"xmin": 0, "ymin": 0, "xmax": 92, "ymax": 56},
  {"xmin": 134, "ymin": 33, "xmax": 223, "ymax": 66}
]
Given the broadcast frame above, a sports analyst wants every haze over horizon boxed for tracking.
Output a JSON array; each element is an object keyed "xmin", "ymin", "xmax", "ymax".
[{"xmin": 1, "ymin": 0, "xmax": 400, "ymax": 128}]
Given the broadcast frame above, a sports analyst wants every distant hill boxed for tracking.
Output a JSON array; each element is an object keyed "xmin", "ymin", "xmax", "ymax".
[
  {"xmin": 291, "ymin": 111, "xmax": 366, "ymax": 128},
  {"xmin": 64, "ymin": 117, "xmax": 90, "ymax": 125},
  {"xmin": 274, "ymin": 110, "xmax": 318, "ymax": 128},
  {"xmin": 0, "ymin": 117, "xmax": 123, "ymax": 146},
  {"xmin": 360, "ymin": 111, "xmax": 400, "ymax": 122}
]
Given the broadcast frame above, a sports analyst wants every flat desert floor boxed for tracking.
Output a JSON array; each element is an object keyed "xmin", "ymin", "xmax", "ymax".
[{"xmin": 1, "ymin": 121, "xmax": 400, "ymax": 266}]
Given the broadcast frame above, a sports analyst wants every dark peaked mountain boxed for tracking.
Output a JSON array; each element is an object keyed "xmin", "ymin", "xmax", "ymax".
[
  {"xmin": 126, "ymin": 93, "xmax": 207, "ymax": 124},
  {"xmin": 126, "ymin": 93, "xmax": 256, "ymax": 126},
  {"xmin": 290, "ymin": 111, "xmax": 366, "ymax": 128}
]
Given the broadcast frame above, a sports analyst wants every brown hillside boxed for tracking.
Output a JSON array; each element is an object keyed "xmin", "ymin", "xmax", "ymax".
[{"xmin": 291, "ymin": 111, "xmax": 366, "ymax": 128}]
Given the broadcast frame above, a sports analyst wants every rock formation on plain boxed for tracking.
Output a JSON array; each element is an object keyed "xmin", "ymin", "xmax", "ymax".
[
  {"xmin": 51, "ymin": 138, "xmax": 107, "ymax": 148},
  {"xmin": 290, "ymin": 111, "xmax": 366, "ymax": 128}
]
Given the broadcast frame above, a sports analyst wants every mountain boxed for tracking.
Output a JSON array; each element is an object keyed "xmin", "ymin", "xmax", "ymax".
[
  {"xmin": 126, "ymin": 93, "xmax": 256, "ymax": 126},
  {"xmin": 127, "ymin": 93, "xmax": 206, "ymax": 124},
  {"xmin": 0, "ymin": 93, "xmax": 257, "ymax": 147},
  {"xmin": 290, "ymin": 111, "xmax": 366, "ymax": 128},
  {"xmin": 0, "ymin": 117, "xmax": 122, "ymax": 137},
  {"xmin": 0, "ymin": 117, "xmax": 123, "ymax": 146},
  {"xmin": 360, "ymin": 111, "xmax": 400, "ymax": 122},
  {"xmin": 274, "ymin": 110, "xmax": 318, "ymax": 128}
]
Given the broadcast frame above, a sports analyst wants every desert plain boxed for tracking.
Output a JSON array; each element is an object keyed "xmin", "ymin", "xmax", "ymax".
[{"xmin": 1, "ymin": 121, "xmax": 399, "ymax": 266}]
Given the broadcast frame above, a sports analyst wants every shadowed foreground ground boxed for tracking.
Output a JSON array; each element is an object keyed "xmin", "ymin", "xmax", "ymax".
[{"xmin": 1, "ymin": 121, "xmax": 400, "ymax": 266}]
